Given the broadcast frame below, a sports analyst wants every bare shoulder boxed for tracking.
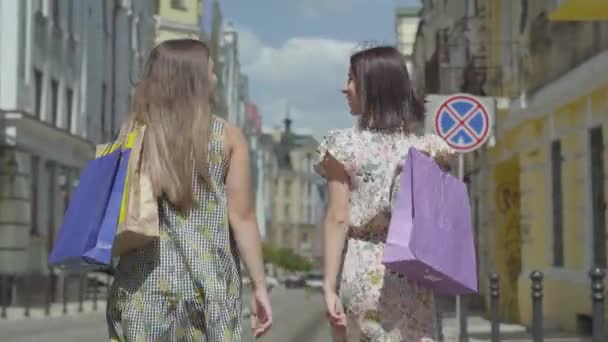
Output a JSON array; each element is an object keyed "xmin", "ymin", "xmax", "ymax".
[{"xmin": 219, "ymin": 118, "xmax": 247, "ymax": 156}]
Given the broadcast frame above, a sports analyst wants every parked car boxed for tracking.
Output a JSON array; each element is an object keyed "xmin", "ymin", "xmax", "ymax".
[
  {"xmin": 303, "ymin": 271, "xmax": 323, "ymax": 292},
  {"xmin": 284, "ymin": 274, "xmax": 305, "ymax": 288},
  {"xmin": 266, "ymin": 276, "xmax": 279, "ymax": 291}
]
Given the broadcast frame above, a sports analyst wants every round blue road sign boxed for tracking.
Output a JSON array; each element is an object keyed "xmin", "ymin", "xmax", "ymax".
[{"xmin": 434, "ymin": 95, "xmax": 491, "ymax": 153}]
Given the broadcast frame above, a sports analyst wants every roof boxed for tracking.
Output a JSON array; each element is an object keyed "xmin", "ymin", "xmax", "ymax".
[{"xmin": 275, "ymin": 131, "xmax": 318, "ymax": 170}]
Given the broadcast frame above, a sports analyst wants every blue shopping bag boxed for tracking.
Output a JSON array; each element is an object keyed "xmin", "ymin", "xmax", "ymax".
[{"xmin": 48, "ymin": 147, "xmax": 131, "ymax": 272}]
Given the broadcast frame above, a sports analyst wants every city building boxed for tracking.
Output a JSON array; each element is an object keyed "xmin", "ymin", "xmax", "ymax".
[
  {"xmin": 479, "ymin": 1, "xmax": 608, "ymax": 333},
  {"xmin": 0, "ymin": 0, "xmax": 155, "ymax": 306},
  {"xmin": 265, "ymin": 116, "xmax": 324, "ymax": 269},
  {"xmin": 412, "ymin": 0, "xmax": 608, "ymax": 335},
  {"xmin": 219, "ymin": 22, "xmax": 247, "ymax": 129},
  {"xmin": 244, "ymin": 103, "xmax": 266, "ymax": 238},
  {"xmin": 395, "ymin": 7, "xmax": 421, "ymax": 74},
  {"xmin": 154, "ymin": 0, "xmax": 201, "ymax": 44}
]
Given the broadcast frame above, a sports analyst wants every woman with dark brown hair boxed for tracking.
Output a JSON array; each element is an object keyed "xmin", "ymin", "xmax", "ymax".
[
  {"xmin": 106, "ymin": 39, "xmax": 272, "ymax": 341},
  {"xmin": 315, "ymin": 46, "xmax": 453, "ymax": 341}
]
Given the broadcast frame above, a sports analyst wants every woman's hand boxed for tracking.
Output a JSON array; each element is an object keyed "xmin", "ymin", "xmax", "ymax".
[
  {"xmin": 324, "ymin": 290, "xmax": 347, "ymax": 329},
  {"xmin": 420, "ymin": 150, "xmax": 454, "ymax": 172},
  {"xmin": 250, "ymin": 287, "xmax": 272, "ymax": 338}
]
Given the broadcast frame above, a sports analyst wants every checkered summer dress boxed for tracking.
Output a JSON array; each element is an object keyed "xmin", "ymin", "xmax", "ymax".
[{"xmin": 107, "ymin": 117, "xmax": 242, "ymax": 341}]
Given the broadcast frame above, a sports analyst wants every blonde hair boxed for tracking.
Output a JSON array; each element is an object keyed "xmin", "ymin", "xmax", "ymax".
[{"xmin": 120, "ymin": 39, "xmax": 214, "ymax": 212}]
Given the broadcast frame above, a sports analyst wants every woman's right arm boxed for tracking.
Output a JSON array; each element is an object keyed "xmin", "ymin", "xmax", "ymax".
[
  {"xmin": 320, "ymin": 155, "xmax": 350, "ymax": 294},
  {"xmin": 224, "ymin": 125, "xmax": 266, "ymax": 291}
]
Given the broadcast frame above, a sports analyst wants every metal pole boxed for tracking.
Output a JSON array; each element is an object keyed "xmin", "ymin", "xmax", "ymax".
[
  {"xmin": 436, "ymin": 298, "xmax": 444, "ymax": 342},
  {"xmin": 456, "ymin": 148, "xmax": 468, "ymax": 342},
  {"xmin": 92, "ymin": 276, "xmax": 98, "ymax": 311},
  {"xmin": 24, "ymin": 274, "xmax": 31, "ymax": 317},
  {"xmin": 78, "ymin": 273, "xmax": 84, "ymax": 313},
  {"xmin": 44, "ymin": 273, "xmax": 51, "ymax": 316},
  {"xmin": 106, "ymin": 273, "xmax": 112, "ymax": 298},
  {"xmin": 590, "ymin": 267, "xmax": 605, "ymax": 342},
  {"xmin": 1, "ymin": 275, "xmax": 7, "ymax": 319},
  {"xmin": 530, "ymin": 271, "xmax": 543, "ymax": 342},
  {"xmin": 489, "ymin": 272, "xmax": 500, "ymax": 342},
  {"xmin": 62, "ymin": 274, "xmax": 68, "ymax": 315}
]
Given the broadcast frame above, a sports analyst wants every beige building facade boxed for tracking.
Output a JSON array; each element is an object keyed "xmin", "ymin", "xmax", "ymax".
[{"xmin": 263, "ymin": 118, "xmax": 325, "ymax": 269}]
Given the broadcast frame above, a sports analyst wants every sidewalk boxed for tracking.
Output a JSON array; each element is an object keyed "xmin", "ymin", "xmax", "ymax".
[
  {"xmin": 442, "ymin": 315, "xmax": 592, "ymax": 342},
  {"xmin": 0, "ymin": 301, "xmax": 107, "ymax": 321}
]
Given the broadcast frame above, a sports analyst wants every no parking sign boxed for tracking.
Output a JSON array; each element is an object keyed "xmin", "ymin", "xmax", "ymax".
[{"xmin": 430, "ymin": 94, "xmax": 494, "ymax": 153}]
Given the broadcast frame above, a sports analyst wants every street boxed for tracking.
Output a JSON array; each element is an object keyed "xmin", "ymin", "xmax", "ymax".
[{"xmin": 0, "ymin": 288, "xmax": 331, "ymax": 342}]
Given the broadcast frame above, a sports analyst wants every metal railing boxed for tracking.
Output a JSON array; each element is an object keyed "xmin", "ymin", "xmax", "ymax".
[
  {"xmin": 0, "ymin": 271, "xmax": 112, "ymax": 319},
  {"xmin": 443, "ymin": 268, "xmax": 605, "ymax": 342}
]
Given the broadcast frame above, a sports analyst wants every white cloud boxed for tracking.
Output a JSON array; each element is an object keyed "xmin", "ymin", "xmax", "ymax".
[
  {"xmin": 237, "ymin": 27, "xmax": 358, "ymax": 138},
  {"xmin": 294, "ymin": 0, "xmax": 353, "ymax": 17}
]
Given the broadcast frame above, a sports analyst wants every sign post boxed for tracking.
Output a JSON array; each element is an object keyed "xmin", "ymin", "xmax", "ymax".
[{"xmin": 432, "ymin": 93, "xmax": 493, "ymax": 341}]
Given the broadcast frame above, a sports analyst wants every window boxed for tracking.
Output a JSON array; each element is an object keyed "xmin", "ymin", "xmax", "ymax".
[
  {"xmin": 102, "ymin": 1, "xmax": 107, "ymax": 33},
  {"xmin": 33, "ymin": 69, "xmax": 43, "ymax": 118},
  {"xmin": 46, "ymin": 162, "xmax": 56, "ymax": 253},
  {"xmin": 592, "ymin": 22, "xmax": 601, "ymax": 53},
  {"xmin": 67, "ymin": 0, "xmax": 74, "ymax": 38},
  {"xmin": 65, "ymin": 88, "xmax": 73, "ymax": 132},
  {"xmin": 590, "ymin": 127, "xmax": 606, "ymax": 268},
  {"xmin": 551, "ymin": 140, "xmax": 564, "ymax": 267},
  {"xmin": 171, "ymin": 0, "xmax": 187, "ymax": 10},
  {"xmin": 284, "ymin": 180, "xmax": 291, "ymax": 197},
  {"xmin": 101, "ymin": 83, "xmax": 107, "ymax": 139},
  {"xmin": 51, "ymin": 0, "xmax": 60, "ymax": 26},
  {"xmin": 50, "ymin": 79, "xmax": 59, "ymax": 126},
  {"xmin": 284, "ymin": 204, "xmax": 290, "ymax": 221},
  {"xmin": 30, "ymin": 156, "xmax": 40, "ymax": 236}
]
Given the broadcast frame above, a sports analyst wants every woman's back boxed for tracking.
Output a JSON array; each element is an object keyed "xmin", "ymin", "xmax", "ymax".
[
  {"xmin": 108, "ymin": 116, "xmax": 243, "ymax": 341},
  {"xmin": 317, "ymin": 127, "xmax": 450, "ymax": 341},
  {"xmin": 319, "ymin": 128, "xmax": 446, "ymax": 234}
]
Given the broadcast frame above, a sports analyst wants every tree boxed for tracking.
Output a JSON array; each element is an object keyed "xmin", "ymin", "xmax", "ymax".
[{"xmin": 261, "ymin": 242, "xmax": 312, "ymax": 272}]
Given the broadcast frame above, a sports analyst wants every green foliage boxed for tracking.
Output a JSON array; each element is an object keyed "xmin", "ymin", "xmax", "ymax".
[{"xmin": 261, "ymin": 241, "xmax": 312, "ymax": 272}]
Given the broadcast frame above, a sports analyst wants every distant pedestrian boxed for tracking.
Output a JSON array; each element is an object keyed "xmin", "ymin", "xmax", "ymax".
[
  {"xmin": 106, "ymin": 39, "xmax": 272, "ymax": 341},
  {"xmin": 316, "ymin": 46, "xmax": 453, "ymax": 341}
]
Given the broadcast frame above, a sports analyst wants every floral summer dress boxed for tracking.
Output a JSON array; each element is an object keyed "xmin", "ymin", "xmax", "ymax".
[
  {"xmin": 315, "ymin": 127, "xmax": 453, "ymax": 342},
  {"xmin": 107, "ymin": 117, "xmax": 242, "ymax": 342}
]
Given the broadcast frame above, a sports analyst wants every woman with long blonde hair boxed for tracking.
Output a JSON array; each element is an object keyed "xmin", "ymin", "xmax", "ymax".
[{"xmin": 107, "ymin": 39, "xmax": 272, "ymax": 341}]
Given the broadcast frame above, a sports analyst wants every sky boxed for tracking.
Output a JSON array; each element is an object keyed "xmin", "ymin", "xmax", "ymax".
[{"xmin": 219, "ymin": 0, "xmax": 421, "ymax": 137}]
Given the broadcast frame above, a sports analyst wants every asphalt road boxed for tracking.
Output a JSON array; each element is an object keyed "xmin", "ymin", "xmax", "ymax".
[{"xmin": 0, "ymin": 288, "xmax": 331, "ymax": 342}]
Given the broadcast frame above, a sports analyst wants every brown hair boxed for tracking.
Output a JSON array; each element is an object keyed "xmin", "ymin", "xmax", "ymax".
[
  {"xmin": 350, "ymin": 46, "xmax": 425, "ymax": 132},
  {"xmin": 120, "ymin": 39, "xmax": 213, "ymax": 211}
]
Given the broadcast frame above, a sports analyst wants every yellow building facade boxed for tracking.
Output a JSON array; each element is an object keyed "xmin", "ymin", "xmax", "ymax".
[
  {"xmin": 155, "ymin": 0, "xmax": 201, "ymax": 44},
  {"xmin": 475, "ymin": 0, "xmax": 608, "ymax": 333}
]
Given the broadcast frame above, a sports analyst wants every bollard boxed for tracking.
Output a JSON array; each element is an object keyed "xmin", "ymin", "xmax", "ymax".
[
  {"xmin": 1, "ymin": 275, "xmax": 7, "ymax": 319},
  {"xmin": 62, "ymin": 275, "xmax": 68, "ymax": 315},
  {"xmin": 458, "ymin": 296, "xmax": 469, "ymax": 342},
  {"xmin": 24, "ymin": 275, "xmax": 31, "ymax": 317},
  {"xmin": 78, "ymin": 273, "xmax": 84, "ymax": 313},
  {"xmin": 590, "ymin": 268, "xmax": 605, "ymax": 342},
  {"xmin": 530, "ymin": 271, "xmax": 543, "ymax": 342},
  {"xmin": 436, "ymin": 299, "xmax": 444, "ymax": 342},
  {"xmin": 44, "ymin": 274, "xmax": 51, "ymax": 316},
  {"xmin": 106, "ymin": 274, "xmax": 112, "ymax": 299},
  {"xmin": 489, "ymin": 272, "xmax": 500, "ymax": 342},
  {"xmin": 92, "ymin": 277, "xmax": 98, "ymax": 311}
]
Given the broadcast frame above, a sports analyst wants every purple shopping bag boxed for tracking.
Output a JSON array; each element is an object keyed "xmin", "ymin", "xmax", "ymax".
[{"xmin": 383, "ymin": 147, "xmax": 478, "ymax": 295}]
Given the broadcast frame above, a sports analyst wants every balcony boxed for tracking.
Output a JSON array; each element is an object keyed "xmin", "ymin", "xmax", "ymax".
[{"xmin": 526, "ymin": 16, "xmax": 608, "ymax": 95}]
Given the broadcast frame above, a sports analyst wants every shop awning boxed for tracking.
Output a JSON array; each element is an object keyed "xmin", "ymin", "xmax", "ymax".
[{"xmin": 549, "ymin": 0, "xmax": 608, "ymax": 21}]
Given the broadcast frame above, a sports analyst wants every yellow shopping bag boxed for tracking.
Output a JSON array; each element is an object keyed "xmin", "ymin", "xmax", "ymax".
[
  {"xmin": 96, "ymin": 127, "xmax": 159, "ymax": 256},
  {"xmin": 96, "ymin": 130, "xmax": 138, "ymax": 226}
]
